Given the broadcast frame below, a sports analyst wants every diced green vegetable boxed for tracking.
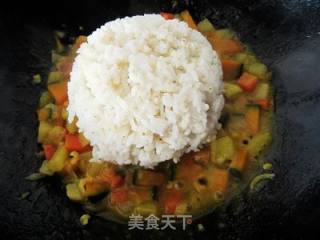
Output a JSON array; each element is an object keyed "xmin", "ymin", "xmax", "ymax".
[
  {"xmin": 66, "ymin": 182, "xmax": 84, "ymax": 201},
  {"xmin": 47, "ymin": 71, "xmax": 64, "ymax": 84},
  {"xmin": 33, "ymin": 74, "xmax": 42, "ymax": 84},
  {"xmin": 39, "ymin": 160, "xmax": 54, "ymax": 176},
  {"xmin": 197, "ymin": 18, "xmax": 215, "ymax": 32},
  {"xmin": 246, "ymin": 132, "xmax": 272, "ymax": 157},
  {"xmin": 39, "ymin": 91, "xmax": 53, "ymax": 108},
  {"xmin": 214, "ymin": 136, "xmax": 235, "ymax": 166},
  {"xmin": 224, "ymin": 83, "xmax": 242, "ymax": 99},
  {"xmin": 80, "ymin": 214, "xmax": 91, "ymax": 225},
  {"xmin": 254, "ymin": 83, "xmax": 270, "ymax": 99},
  {"xmin": 247, "ymin": 62, "xmax": 268, "ymax": 80},
  {"xmin": 46, "ymin": 145, "xmax": 69, "ymax": 172},
  {"xmin": 133, "ymin": 201, "xmax": 158, "ymax": 216},
  {"xmin": 25, "ymin": 172, "xmax": 46, "ymax": 181},
  {"xmin": 215, "ymin": 29, "xmax": 235, "ymax": 39},
  {"xmin": 37, "ymin": 121, "xmax": 54, "ymax": 143}
]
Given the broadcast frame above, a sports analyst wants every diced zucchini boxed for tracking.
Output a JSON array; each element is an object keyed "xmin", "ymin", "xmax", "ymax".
[
  {"xmin": 37, "ymin": 121, "xmax": 54, "ymax": 143},
  {"xmin": 66, "ymin": 182, "xmax": 84, "ymax": 201},
  {"xmin": 133, "ymin": 201, "xmax": 158, "ymax": 216},
  {"xmin": 246, "ymin": 132, "xmax": 272, "ymax": 157},
  {"xmin": 215, "ymin": 29, "xmax": 235, "ymax": 39},
  {"xmin": 47, "ymin": 71, "xmax": 64, "ymax": 84},
  {"xmin": 39, "ymin": 160, "xmax": 54, "ymax": 176},
  {"xmin": 39, "ymin": 91, "xmax": 53, "ymax": 108},
  {"xmin": 46, "ymin": 144, "xmax": 69, "ymax": 172},
  {"xmin": 234, "ymin": 53, "xmax": 248, "ymax": 63},
  {"xmin": 214, "ymin": 136, "xmax": 235, "ymax": 166},
  {"xmin": 254, "ymin": 83, "xmax": 270, "ymax": 99},
  {"xmin": 224, "ymin": 83, "xmax": 242, "ymax": 99},
  {"xmin": 197, "ymin": 18, "xmax": 215, "ymax": 32},
  {"xmin": 247, "ymin": 62, "xmax": 268, "ymax": 80},
  {"xmin": 33, "ymin": 74, "xmax": 42, "ymax": 84},
  {"xmin": 80, "ymin": 214, "xmax": 91, "ymax": 226}
]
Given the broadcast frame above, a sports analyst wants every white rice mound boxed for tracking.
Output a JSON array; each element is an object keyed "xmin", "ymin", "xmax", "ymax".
[{"xmin": 68, "ymin": 14, "xmax": 224, "ymax": 168}]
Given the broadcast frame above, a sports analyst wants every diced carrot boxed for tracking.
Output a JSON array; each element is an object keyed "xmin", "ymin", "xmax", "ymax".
[
  {"xmin": 208, "ymin": 168, "xmax": 229, "ymax": 193},
  {"xmin": 176, "ymin": 152, "xmax": 202, "ymax": 182},
  {"xmin": 237, "ymin": 72, "xmax": 258, "ymax": 92},
  {"xmin": 74, "ymin": 35, "xmax": 87, "ymax": 49},
  {"xmin": 110, "ymin": 187, "xmax": 152, "ymax": 205},
  {"xmin": 222, "ymin": 59, "xmax": 242, "ymax": 81},
  {"xmin": 98, "ymin": 168, "xmax": 124, "ymax": 188},
  {"xmin": 110, "ymin": 188, "xmax": 128, "ymax": 204},
  {"xmin": 160, "ymin": 188, "xmax": 183, "ymax": 214},
  {"xmin": 246, "ymin": 106, "xmax": 260, "ymax": 134},
  {"xmin": 255, "ymin": 99, "xmax": 270, "ymax": 110},
  {"xmin": 194, "ymin": 147, "xmax": 210, "ymax": 165},
  {"xmin": 230, "ymin": 149, "xmax": 248, "ymax": 173},
  {"xmin": 160, "ymin": 12, "xmax": 174, "ymax": 20},
  {"xmin": 48, "ymin": 81, "xmax": 68, "ymax": 105},
  {"xmin": 43, "ymin": 144, "xmax": 57, "ymax": 160},
  {"xmin": 135, "ymin": 170, "xmax": 165, "ymax": 186},
  {"xmin": 180, "ymin": 10, "xmax": 197, "ymax": 29},
  {"xmin": 65, "ymin": 134, "xmax": 83, "ymax": 152},
  {"xmin": 209, "ymin": 37, "xmax": 243, "ymax": 56}
]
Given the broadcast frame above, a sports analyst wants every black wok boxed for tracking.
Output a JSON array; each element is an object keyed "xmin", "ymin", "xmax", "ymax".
[{"xmin": 1, "ymin": 0, "xmax": 320, "ymax": 239}]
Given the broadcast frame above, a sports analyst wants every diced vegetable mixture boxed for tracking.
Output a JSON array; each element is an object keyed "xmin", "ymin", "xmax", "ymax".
[{"xmin": 36, "ymin": 11, "xmax": 273, "ymax": 220}]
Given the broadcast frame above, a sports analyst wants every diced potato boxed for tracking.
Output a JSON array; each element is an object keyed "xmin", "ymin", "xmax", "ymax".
[
  {"xmin": 197, "ymin": 18, "xmax": 215, "ymax": 32},
  {"xmin": 246, "ymin": 132, "xmax": 271, "ymax": 157},
  {"xmin": 45, "ymin": 126, "xmax": 65, "ymax": 145},
  {"xmin": 66, "ymin": 182, "xmax": 84, "ymax": 201},
  {"xmin": 224, "ymin": 83, "xmax": 242, "ymax": 99},
  {"xmin": 87, "ymin": 162, "xmax": 105, "ymax": 177},
  {"xmin": 46, "ymin": 145, "xmax": 69, "ymax": 172},
  {"xmin": 37, "ymin": 121, "xmax": 54, "ymax": 143}
]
